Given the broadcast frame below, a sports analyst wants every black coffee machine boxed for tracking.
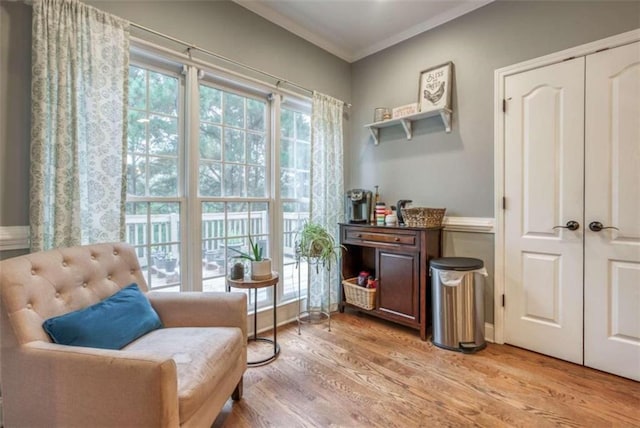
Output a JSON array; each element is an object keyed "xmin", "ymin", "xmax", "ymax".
[{"xmin": 345, "ymin": 189, "xmax": 372, "ymax": 223}]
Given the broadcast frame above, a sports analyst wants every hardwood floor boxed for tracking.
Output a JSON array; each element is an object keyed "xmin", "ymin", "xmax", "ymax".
[{"xmin": 214, "ymin": 312, "xmax": 640, "ymax": 427}]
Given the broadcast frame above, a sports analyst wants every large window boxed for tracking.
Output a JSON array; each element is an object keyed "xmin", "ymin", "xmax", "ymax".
[
  {"xmin": 126, "ymin": 65, "xmax": 183, "ymax": 291},
  {"xmin": 125, "ymin": 56, "xmax": 311, "ymax": 310}
]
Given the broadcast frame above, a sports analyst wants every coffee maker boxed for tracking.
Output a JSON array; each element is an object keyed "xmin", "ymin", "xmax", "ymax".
[{"xmin": 345, "ymin": 189, "xmax": 372, "ymax": 223}]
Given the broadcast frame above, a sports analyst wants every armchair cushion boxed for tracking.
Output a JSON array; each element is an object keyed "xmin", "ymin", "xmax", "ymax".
[{"xmin": 42, "ymin": 283, "xmax": 163, "ymax": 349}]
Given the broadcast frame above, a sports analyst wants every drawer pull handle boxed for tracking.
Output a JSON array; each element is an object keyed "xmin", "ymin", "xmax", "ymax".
[
  {"xmin": 394, "ymin": 237, "xmax": 400, "ymax": 242},
  {"xmin": 356, "ymin": 234, "xmax": 362, "ymax": 238}
]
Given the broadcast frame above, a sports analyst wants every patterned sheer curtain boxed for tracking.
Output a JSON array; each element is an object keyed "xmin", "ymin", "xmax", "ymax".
[
  {"xmin": 309, "ymin": 91, "xmax": 345, "ymax": 311},
  {"xmin": 30, "ymin": 0, "xmax": 130, "ymax": 251}
]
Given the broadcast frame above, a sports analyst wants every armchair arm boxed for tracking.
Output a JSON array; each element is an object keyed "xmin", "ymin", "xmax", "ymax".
[
  {"xmin": 6, "ymin": 341, "xmax": 179, "ymax": 428},
  {"xmin": 147, "ymin": 291, "xmax": 247, "ymax": 342}
]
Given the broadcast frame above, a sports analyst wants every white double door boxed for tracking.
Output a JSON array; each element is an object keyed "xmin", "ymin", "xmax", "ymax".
[{"xmin": 504, "ymin": 42, "xmax": 640, "ymax": 381}]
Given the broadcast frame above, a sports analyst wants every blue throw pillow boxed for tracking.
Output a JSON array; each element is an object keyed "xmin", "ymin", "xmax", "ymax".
[{"xmin": 43, "ymin": 283, "xmax": 163, "ymax": 350}]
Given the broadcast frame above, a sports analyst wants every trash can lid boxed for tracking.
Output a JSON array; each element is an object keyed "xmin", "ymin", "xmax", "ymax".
[{"xmin": 430, "ymin": 257, "xmax": 484, "ymax": 271}]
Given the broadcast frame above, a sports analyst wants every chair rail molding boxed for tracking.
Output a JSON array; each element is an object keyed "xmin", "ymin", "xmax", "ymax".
[
  {"xmin": 0, "ymin": 226, "xmax": 30, "ymax": 251},
  {"xmin": 442, "ymin": 216, "xmax": 494, "ymax": 234}
]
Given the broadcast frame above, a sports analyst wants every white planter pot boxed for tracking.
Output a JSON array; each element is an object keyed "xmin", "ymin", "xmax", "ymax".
[{"xmin": 251, "ymin": 259, "xmax": 272, "ymax": 280}]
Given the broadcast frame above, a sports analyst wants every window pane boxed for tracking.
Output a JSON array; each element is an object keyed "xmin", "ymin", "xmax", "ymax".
[
  {"xmin": 296, "ymin": 171, "xmax": 310, "ymax": 199},
  {"xmin": 282, "ymin": 202, "xmax": 309, "ymax": 298},
  {"xmin": 149, "ymin": 71, "xmax": 178, "ymax": 115},
  {"xmin": 224, "ymin": 92, "xmax": 244, "ymax": 128},
  {"xmin": 148, "ymin": 157, "xmax": 178, "ymax": 196},
  {"xmin": 247, "ymin": 133, "xmax": 265, "ymax": 165},
  {"xmin": 200, "ymin": 85, "xmax": 222, "ymax": 123},
  {"xmin": 227, "ymin": 203, "xmax": 248, "ymax": 238},
  {"xmin": 280, "ymin": 108, "xmax": 311, "ymax": 301},
  {"xmin": 224, "ymin": 128, "xmax": 245, "ymax": 163},
  {"xmin": 200, "ymin": 124, "xmax": 221, "ymax": 161},
  {"xmin": 296, "ymin": 141, "xmax": 310, "ymax": 170},
  {"xmin": 281, "ymin": 169, "xmax": 295, "ymax": 198},
  {"xmin": 127, "ymin": 155, "xmax": 146, "ymax": 196},
  {"xmin": 296, "ymin": 111, "xmax": 311, "ymax": 141},
  {"xmin": 281, "ymin": 138, "xmax": 294, "ymax": 168},
  {"xmin": 281, "ymin": 108, "xmax": 294, "ymax": 138},
  {"xmin": 128, "ymin": 110, "xmax": 147, "ymax": 154},
  {"xmin": 247, "ymin": 98, "xmax": 265, "ymax": 131},
  {"xmin": 199, "ymin": 162, "xmax": 222, "ymax": 197},
  {"xmin": 223, "ymin": 164, "xmax": 245, "ymax": 197},
  {"xmin": 149, "ymin": 115, "xmax": 178, "ymax": 156},
  {"xmin": 247, "ymin": 166, "xmax": 266, "ymax": 197},
  {"xmin": 250, "ymin": 202, "xmax": 269, "ymax": 236},
  {"xmin": 128, "ymin": 66, "xmax": 146, "ymax": 110},
  {"xmin": 125, "ymin": 201, "xmax": 181, "ymax": 291}
]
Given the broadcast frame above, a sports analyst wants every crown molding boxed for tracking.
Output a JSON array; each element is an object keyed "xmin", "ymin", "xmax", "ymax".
[
  {"xmin": 234, "ymin": 0, "xmax": 494, "ymax": 63},
  {"xmin": 233, "ymin": 0, "xmax": 353, "ymax": 62},
  {"xmin": 351, "ymin": 0, "xmax": 494, "ymax": 61}
]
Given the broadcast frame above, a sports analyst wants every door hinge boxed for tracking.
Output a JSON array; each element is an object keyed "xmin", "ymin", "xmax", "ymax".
[
  {"xmin": 502, "ymin": 294, "xmax": 505, "ymax": 307},
  {"xmin": 502, "ymin": 196, "xmax": 506, "ymax": 210},
  {"xmin": 502, "ymin": 99, "xmax": 506, "ymax": 113}
]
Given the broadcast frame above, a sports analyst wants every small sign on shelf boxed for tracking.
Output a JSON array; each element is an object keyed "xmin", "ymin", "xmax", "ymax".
[{"xmin": 392, "ymin": 102, "xmax": 419, "ymax": 119}]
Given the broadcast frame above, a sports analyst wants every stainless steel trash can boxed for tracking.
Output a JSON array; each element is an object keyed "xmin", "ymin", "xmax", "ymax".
[{"xmin": 430, "ymin": 257, "xmax": 486, "ymax": 353}]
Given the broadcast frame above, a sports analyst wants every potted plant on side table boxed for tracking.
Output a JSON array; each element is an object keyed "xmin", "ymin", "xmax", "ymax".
[{"xmin": 230, "ymin": 237, "xmax": 271, "ymax": 280}]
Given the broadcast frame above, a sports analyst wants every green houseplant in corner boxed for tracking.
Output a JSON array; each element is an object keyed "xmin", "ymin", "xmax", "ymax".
[
  {"xmin": 230, "ymin": 237, "xmax": 271, "ymax": 280},
  {"xmin": 294, "ymin": 221, "xmax": 345, "ymax": 332},
  {"xmin": 295, "ymin": 221, "xmax": 344, "ymax": 273}
]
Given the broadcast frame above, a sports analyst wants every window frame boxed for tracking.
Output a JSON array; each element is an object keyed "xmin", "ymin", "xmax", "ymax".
[{"xmin": 126, "ymin": 41, "xmax": 312, "ymax": 313}]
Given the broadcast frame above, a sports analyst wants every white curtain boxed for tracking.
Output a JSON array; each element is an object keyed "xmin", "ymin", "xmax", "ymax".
[
  {"xmin": 30, "ymin": 0, "xmax": 130, "ymax": 251},
  {"xmin": 309, "ymin": 91, "xmax": 345, "ymax": 311}
]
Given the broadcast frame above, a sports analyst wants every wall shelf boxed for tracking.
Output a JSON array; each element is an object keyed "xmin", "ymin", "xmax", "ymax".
[{"xmin": 364, "ymin": 108, "xmax": 452, "ymax": 145}]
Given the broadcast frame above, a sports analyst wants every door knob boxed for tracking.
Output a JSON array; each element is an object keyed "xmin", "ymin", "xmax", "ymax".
[
  {"xmin": 588, "ymin": 221, "xmax": 619, "ymax": 232},
  {"xmin": 553, "ymin": 221, "xmax": 580, "ymax": 231}
]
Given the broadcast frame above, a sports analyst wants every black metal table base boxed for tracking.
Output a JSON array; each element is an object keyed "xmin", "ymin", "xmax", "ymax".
[{"xmin": 247, "ymin": 337, "xmax": 281, "ymax": 367}]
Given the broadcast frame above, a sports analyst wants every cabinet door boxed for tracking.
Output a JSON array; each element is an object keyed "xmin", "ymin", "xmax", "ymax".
[{"xmin": 377, "ymin": 249, "xmax": 420, "ymax": 324}]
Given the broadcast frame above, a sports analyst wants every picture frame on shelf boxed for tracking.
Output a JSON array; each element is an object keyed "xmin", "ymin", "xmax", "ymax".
[{"xmin": 418, "ymin": 62, "xmax": 453, "ymax": 113}]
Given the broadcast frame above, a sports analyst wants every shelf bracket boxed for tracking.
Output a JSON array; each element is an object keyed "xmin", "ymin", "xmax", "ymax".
[
  {"xmin": 400, "ymin": 119, "xmax": 412, "ymax": 140},
  {"xmin": 440, "ymin": 109, "xmax": 452, "ymax": 133},
  {"xmin": 368, "ymin": 126, "xmax": 380, "ymax": 145}
]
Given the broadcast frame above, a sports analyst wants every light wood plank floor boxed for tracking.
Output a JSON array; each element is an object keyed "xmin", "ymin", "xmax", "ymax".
[{"xmin": 214, "ymin": 312, "xmax": 640, "ymax": 427}]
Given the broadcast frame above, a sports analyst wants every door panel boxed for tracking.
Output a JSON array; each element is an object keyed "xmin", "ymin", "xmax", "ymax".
[
  {"xmin": 377, "ymin": 250, "xmax": 419, "ymax": 323},
  {"xmin": 584, "ymin": 41, "xmax": 640, "ymax": 381},
  {"xmin": 504, "ymin": 58, "xmax": 585, "ymax": 364}
]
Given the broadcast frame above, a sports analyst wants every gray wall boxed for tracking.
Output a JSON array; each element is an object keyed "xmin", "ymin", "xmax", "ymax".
[
  {"xmin": 0, "ymin": 2, "xmax": 32, "ymax": 228},
  {"xmin": 349, "ymin": 0, "xmax": 638, "ymax": 324}
]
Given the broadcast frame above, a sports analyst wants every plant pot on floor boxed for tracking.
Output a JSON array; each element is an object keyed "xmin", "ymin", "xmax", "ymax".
[
  {"xmin": 251, "ymin": 259, "xmax": 272, "ymax": 280},
  {"xmin": 165, "ymin": 259, "xmax": 177, "ymax": 273}
]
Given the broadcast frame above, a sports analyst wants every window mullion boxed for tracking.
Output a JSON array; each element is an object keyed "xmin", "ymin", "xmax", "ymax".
[
  {"xmin": 184, "ymin": 65, "xmax": 202, "ymax": 292},
  {"xmin": 270, "ymin": 93, "xmax": 283, "ymax": 304}
]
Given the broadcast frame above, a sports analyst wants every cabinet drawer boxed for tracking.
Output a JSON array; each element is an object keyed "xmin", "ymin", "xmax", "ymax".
[{"xmin": 345, "ymin": 229, "xmax": 416, "ymax": 246}]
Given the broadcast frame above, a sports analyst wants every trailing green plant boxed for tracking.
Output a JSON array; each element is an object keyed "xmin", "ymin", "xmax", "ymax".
[
  {"xmin": 229, "ymin": 236, "xmax": 265, "ymax": 262},
  {"xmin": 295, "ymin": 221, "xmax": 345, "ymax": 272}
]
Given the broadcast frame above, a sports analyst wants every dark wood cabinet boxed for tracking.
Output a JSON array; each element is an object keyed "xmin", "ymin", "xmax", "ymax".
[{"xmin": 339, "ymin": 223, "xmax": 442, "ymax": 341}]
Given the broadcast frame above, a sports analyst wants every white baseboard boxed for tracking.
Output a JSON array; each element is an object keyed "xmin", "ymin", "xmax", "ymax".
[
  {"xmin": 0, "ymin": 226, "xmax": 30, "ymax": 251},
  {"xmin": 485, "ymin": 322, "xmax": 495, "ymax": 343}
]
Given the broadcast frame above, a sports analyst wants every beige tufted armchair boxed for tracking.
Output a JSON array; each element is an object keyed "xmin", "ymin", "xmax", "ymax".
[{"xmin": 0, "ymin": 242, "xmax": 247, "ymax": 428}]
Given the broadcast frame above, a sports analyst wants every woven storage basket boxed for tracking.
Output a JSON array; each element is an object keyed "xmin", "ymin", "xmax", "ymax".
[
  {"xmin": 342, "ymin": 278, "xmax": 376, "ymax": 310},
  {"xmin": 400, "ymin": 207, "xmax": 446, "ymax": 228}
]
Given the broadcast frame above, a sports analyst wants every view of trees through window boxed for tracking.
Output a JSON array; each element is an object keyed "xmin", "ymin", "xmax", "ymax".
[{"xmin": 124, "ymin": 59, "xmax": 311, "ymax": 309}]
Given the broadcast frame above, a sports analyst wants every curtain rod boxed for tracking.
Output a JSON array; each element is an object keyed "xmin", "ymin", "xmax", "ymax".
[{"xmin": 130, "ymin": 21, "xmax": 352, "ymax": 109}]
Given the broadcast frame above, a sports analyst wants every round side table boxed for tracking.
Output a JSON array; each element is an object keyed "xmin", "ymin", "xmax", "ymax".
[{"xmin": 227, "ymin": 272, "xmax": 280, "ymax": 367}]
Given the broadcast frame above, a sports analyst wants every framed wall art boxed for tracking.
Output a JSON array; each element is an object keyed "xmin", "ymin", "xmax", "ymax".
[{"xmin": 418, "ymin": 62, "xmax": 453, "ymax": 113}]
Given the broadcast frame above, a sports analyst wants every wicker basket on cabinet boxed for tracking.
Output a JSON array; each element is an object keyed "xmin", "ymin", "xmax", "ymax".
[{"xmin": 342, "ymin": 278, "xmax": 376, "ymax": 310}]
